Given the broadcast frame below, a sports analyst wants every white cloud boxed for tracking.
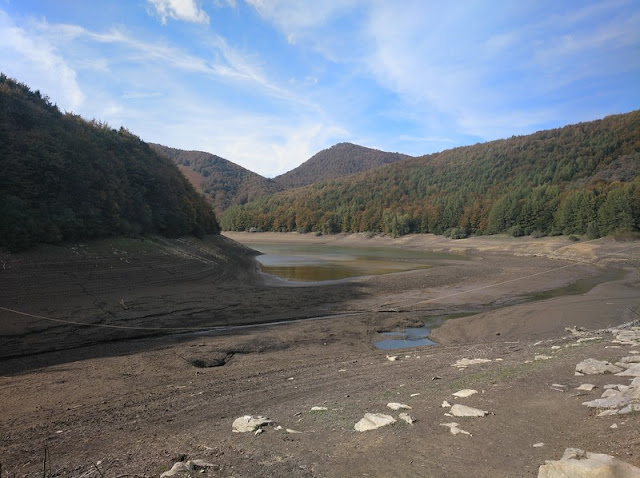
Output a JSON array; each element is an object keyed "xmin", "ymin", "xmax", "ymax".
[
  {"xmin": 147, "ymin": 0, "xmax": 209, "ymax": 24},
  {"xmin": 244, "ymin": 0, "xmax": 361, "ymax": 39},
  {"xmin": 360, "ymin": 1, "xmax": 640, "ymax": 140},
  {"xmin": 0, "ymin": 10, "xmax": 85, "ymax": 111}
]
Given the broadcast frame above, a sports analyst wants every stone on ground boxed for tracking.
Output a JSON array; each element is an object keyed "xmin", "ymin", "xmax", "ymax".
[
  {"xmin": 232, "ymin": 415, "xmax": 273, "ymax": 433},
  {"xmin": 440, "ymin": 422, "xmax": 471, "ymax": 436},
  {"xmin": 576, "ymin": 384, "xmax": 596, "ymax": 391},
  {"xmin": 450, "ymin": 404, "xmax": 489, "ymax": 417},
  {"xmin": 575, "ymin": 358, "xmax": 623, "ymax": 375},
  {"xmin": 452, "ymin": 389, "xmax": 478, "ymax": 398},
  {"xmin": 399, "ymin": 412, "xmax": 415, "ymax": 424},
  {"xmin": 616, "ymin": 363, "xmax": 640, "ymax": 377},
  {"xmin": 452, "ymin": 358, "xmax": 491, "ymax": 368},
  {"xmin": 387, "ymin": 402, "xmax": 412, "ymax": 410},
  {"xmin": 538, "ymin": 448, "xmax": 640, "ymax": 477},
  {"xmin": 582, "ymin": 384, "xmax": 640, "ymax": 410},
  {"xmin": 354, "ymin": 413, "xmax": 396, "ymax": 432},
  {"xmin": 160, "ymin": 459, "xmax": 215, "ymax": 477}
]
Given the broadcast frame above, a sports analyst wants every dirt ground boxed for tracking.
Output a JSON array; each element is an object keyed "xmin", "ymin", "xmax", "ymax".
[{"xmin": 0, "ymin": 232, "xmax": 639, "ymax": 477}]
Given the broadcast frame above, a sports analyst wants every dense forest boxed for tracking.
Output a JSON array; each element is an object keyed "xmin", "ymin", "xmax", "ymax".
[
  {"xmin": 273, "ymin": 142, "xmax": 412, "ymax": 189},
  {"xmin": 222, "ymin": 111, "xmax": 640, "ymax": 238},
  {"xmin": 150, "ymin": 144, "xmax": 283, "ymax": 217},
  {"xmin": 0, "ymin": 75, "xmax": 220, "ymax": 252}
]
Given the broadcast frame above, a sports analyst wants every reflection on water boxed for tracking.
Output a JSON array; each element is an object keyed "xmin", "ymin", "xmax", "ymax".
[
  {"xmin": 375, "ymin": 327, "xmax": 436, "ymax": 349},
  {"xmin": 526, "ymin": 267, "xmax": 625, "ymax": 301},
  {"xmin": 250, "ymin": 243, "xmax": 465, "ymax": 282}
]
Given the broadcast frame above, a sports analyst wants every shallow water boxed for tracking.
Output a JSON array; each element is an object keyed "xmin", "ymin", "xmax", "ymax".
[
  {"xmin": 250, "ymin": 243, "xmax": 464, "ymax": 282},
  {"xmin": 375, "ymin": 327, "xmax": 436, "ymax": 350},
  {"xmin": 375, "ymin": 267, "xmax": 626, "ymax": 350}
]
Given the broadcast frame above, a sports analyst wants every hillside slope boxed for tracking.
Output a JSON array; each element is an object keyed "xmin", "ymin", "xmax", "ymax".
[
  {"xmin": 273, "ymin": 142, "xmax": 412, "ymax": 189},
  {"xmin": 0, "ymin": 75, "xmax": 219, "ymax": 251},
  {"xmin": 149, "ymin": 144, "xmax": 283, "ymax": 217},
  {"xmin": 222, "ymin": 111, "xmax": 640, "ymax": 237}
]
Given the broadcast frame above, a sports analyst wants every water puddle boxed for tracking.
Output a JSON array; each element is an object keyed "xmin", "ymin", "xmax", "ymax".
[
  {"xmin": 375, "ymin": 327, "xmax": 435, "ymax": 350},
  {"xmin": 374, "ymin": 315, "xmax": 465, "ymax": 350},
  {"xmin": 526, "ymin": 267, "xmax": 625, "ymax": 301},
  {"xmin": 374, "ymin": 267, "xmax": 625, "ymax": 350}
]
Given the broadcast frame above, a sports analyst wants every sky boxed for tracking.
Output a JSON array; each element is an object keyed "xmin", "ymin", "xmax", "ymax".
[{"xmin": 1, "ymin": 1, "xmax": 638, "ymax": 177}]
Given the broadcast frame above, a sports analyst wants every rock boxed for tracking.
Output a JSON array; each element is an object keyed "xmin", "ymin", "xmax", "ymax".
[
  {"xmin": 601, "ymin": 389, "xmax": 619, "ymax": 398},
  {"xmin": 452, "ymin": 389, "xmax": 478, "ymax": 398},
  {"xmin": 310, "ymin": 406, "xmax": 328, "ymax": 411},
  {"xmin": 551, "ymin": 384, "xmax": 568, "ymax": 392},
  {"xmin": 442, "ymin": 400, "xmax": 452, "ymax": 408},
  {"xmin": 611, "ymin": 328, "xmax": 640, "ymax": 345},
  {"xmin": 577, "ymin": 337, "xmax": 601, "ymax": 343},
  {"xmin": 386, "ymin": 355, "xmax": 398, "ymax": 362},
  {"xmin": 452, "ymin": 358, "xmax": 491, "ymax": 368},
  {"xmin": 535, "ymin": 355, "xmax": 553, "ymax": 361},
  {"xmin": 533, "ymin": 443, "xmax": 545, "ymax": 448},
  {"xmin": 232, "ymin": 415, "xmax": 272, "ymax": 433},
  {"xmin": 582, "ymin": 385, "xmax": 640, "ymax": 410},
  {"xmin": 619, "ymin": 403, "xmax": 640, "ymax": 415},
  {"xmin": 616, "ymin": 363, "xmax": 640, "ymax": 377},
  {"xmin": 538, "ymin": 447, "xmax": 640, "ymax": 477},
  {"xmin": 399, "ymin": 412, "xmax": 415, "ymax": 424},
  {"xmin": 286, "ymin": 428, "xmax": 302, "ymax": 434},
  {"xmin": 387, "ymin": 402, "xmax": 412, "ymax": 410},
  {"xmin": 610, "ymin": 423, "xmax": 618, "ymax": 429},
  {"xmin": 596, "ymin": 410, "xmax": 618, "ymax": 417},
  {"xmin": 354, "ymin": 413, "xmax": 396, "ymax": 432},
  {"xmin": 575, "ymin": 358, "xmax": 623, "ymax": 375},
  {"xmin": 161, "ymin": 462, "xmax": 191, "ymax": 477},
  {"xmin": 440, "ymin": 422, "xmax": 471, "ymax": 436},
  {"xmin": 160, "ymin": 459, "xmax": 215, "ymax": 477},
  {"xmin": 621, "ymin": 355, "xmax": 640, "ymax": 363},
  {"xmin": 576, "ymin": 384, "xmax": 596, "ymax": 392},
  {"xmin": 254, "ymin": 428, "xmax": 263, "ymax": 436},
  {"xmin": 450, "ymin": 404, "xmax": 489, "ymax": 417}
]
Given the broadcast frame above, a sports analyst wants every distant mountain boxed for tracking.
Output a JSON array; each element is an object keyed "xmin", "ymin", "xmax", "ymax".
[
  {"xmin": 150, "ymin": 144, "xmax": 283, "ymax": 217},
  {"xmin": 273, "ymin": 142, "xmax": 412, "ymax": 189},
  {"xmin": 222, "ymin": 111, "xmax": 640, "ymax": 238},
  {"xmin": 0, "ymin": 74, "xmax": 219, "ymax": 252}
]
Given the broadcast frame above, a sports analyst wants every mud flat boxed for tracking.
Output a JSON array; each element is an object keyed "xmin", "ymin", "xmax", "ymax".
[{"xmin": 0, "ymin": 233, "xmax": 638, "ymax": 477}]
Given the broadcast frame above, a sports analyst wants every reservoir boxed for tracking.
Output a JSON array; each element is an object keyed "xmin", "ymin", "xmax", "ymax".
[{"xmin": 247, "ymin": 243, "xmax": 465, "ymax": 282}]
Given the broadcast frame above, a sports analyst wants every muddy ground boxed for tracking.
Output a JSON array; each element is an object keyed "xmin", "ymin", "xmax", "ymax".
[{"xmin": 0, "ymin": 232, "xmax": 639, "ymax": 477}]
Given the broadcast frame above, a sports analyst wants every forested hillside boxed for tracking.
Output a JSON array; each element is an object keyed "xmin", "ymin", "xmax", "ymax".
[
  {"xmin": 0, "ymin": 75, "xmax": 220, "ymax": 252},
  {"xmin": 150, "ymin": 144, "xmax": 283, "ymax": 216},
  {"xmin": 273, "ymin": 142, "xmax": 412, "ymax": 189},
  {"xmin": 222, "ymin": 111, "xmax": 640, "ymax": 238}
]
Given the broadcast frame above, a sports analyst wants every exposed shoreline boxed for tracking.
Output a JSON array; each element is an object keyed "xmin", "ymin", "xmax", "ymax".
[{"xmin": 1, "ymin": 233, "xmax": 639, "ymax": 477}]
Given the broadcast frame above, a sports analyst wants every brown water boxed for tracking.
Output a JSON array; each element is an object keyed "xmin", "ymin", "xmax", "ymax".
[{"xmin": 249, "ymin": 243, "xmax": 466, "ymax": 282}]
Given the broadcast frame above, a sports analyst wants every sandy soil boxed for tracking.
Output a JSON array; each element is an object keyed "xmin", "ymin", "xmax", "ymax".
[{"xmin": 0, "ymin": 232, "xmax": 639, "ymax": 477}]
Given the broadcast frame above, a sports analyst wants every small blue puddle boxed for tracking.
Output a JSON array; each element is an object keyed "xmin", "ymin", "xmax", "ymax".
[{"xmin": 375, "ymin": 327, "xmax": 436, "ymax": 350}]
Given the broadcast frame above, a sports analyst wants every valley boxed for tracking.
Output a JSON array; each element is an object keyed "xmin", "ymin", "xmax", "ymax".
[{"xmin": 1, "ymin": 233, "xmax": 638, "ymax": 477}]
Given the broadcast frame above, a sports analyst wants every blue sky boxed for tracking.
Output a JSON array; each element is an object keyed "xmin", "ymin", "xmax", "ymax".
[{"xmin": 1, "ymin": 0, "xmax": 638, "ymax": 177}]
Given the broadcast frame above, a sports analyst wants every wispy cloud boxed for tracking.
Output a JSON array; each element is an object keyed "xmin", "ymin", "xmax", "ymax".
[
  {"xmin": 0, "ymin": 11, "xmax": 85, "ymax": 110},
  {"xmin": 147, "ymin": 0, "xmax": 209, "ymax": 24}
]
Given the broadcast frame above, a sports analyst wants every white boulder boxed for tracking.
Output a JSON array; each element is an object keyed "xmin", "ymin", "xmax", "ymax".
[{"xmin": 354, "ymin": 413, "xmax": 396, "ymax": 432}]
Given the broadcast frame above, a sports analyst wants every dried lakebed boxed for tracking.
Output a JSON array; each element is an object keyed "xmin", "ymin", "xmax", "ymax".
[{"xmin": 239, "ymin": 240, "xmax": 629, "ymax": 350}]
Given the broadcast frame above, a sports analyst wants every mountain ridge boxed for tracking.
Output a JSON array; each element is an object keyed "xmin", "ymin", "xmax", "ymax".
[
  {"xmin": 273, "ymin": 142, "xmax": 412, "ymax": 189},
  {"xmin": 149, "ymin": 144, "xmax": 283, "ymax": 217},
  {"xmin": 221, "ymin": 111, "xmax": 640, "ymax": 238}
]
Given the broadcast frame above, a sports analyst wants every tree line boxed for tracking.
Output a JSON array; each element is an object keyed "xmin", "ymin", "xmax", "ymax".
[
  {"xmin": 221, "ymin": 110, "xmax": 640, "ymax": 239},
  {"xmin": 0, "ymin": 74, "xmax": 220, "ymax": 252}
]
